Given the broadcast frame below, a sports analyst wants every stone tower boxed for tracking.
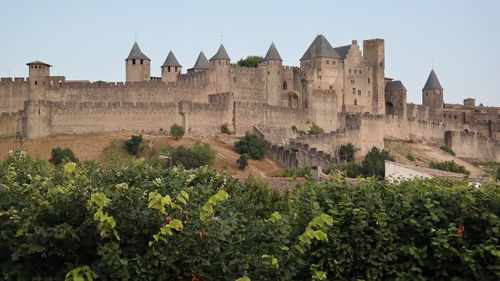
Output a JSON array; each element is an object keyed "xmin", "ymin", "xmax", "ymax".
[
  {"xmin": 188, "ymin": 51, "xmax": 209, "ymax": 73},
  {"xmin": 263, "ymin": 42, "xmax": 283, "ymax": 106},
  {"xmin": 209, "ymin": 44, "xmax": 231, "ymax": 93},
  {"xmin": 300, "ymin": 34, "xmax": 341, "ymax": 90},
  {"xmin": 26, "ymin": 61, "xmax": 51, "ymax": 88},
  {"xmin": 125, "ymin": 42, "xmax": 151, "ymax": 82},
  {"xmin": 363, "ymin": 39, "xmax": 385, "ymax": 114},
  {"xmin": 422, "ymin": 69, "xmax": 444, "ymax": 122},
  {"xmin": 384, "ymin": 80, "xmax": 407, "ymax": 118},
  {"xmin": 161, "ymin": 51, "xmax": 182, "ymax": 84}
]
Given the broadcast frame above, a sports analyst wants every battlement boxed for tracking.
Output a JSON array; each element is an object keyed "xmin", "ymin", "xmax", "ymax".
[
  {"xmin": 312, "ymin": 88, "xmax": 336, "ymax": 95},
  {"xmin": 231, "ymin": 66, "xmax": 263, "ymax": 75},
  {"xmin": 363, "ymin": 38, "xmax": 384, "ymax": 46},
  {"xmin": 177, "ymin": 71, "xmax": 208, "ymax": 88},
  {"xmin": 234, "ymin": 101, "xmax": 307, "ymax": 113},
  {"xmin": 0, "ymin": 77, "xmax": 29, "ymax": 84}
]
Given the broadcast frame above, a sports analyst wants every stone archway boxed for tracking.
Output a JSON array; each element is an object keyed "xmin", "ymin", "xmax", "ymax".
[
  {"xmin": 385, "ymin": 102, "xmax": 394, "ymax": 115},
  {"xmin": 283, "ymin": 92, "xmax": 300, "ymax": 109}
]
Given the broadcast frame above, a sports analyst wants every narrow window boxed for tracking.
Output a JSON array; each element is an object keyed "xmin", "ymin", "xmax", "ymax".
[
  {"xmin": 140, "ymin": 59, "xmax": 143, "ymax": 65},
  {"xmin": 132, "ymin": 59, "xmax": 136, "ymax": 65},
  {"xmin": 368, "ymin": 78, "xmax": 371, "ymax": 83},
  {"xmin": 358, "ymin": 90, "xmax": 361, "ymax": 95},
  {"xmin": 349, "ymin": 69, "xmax": 351, "ymax": 74},
  {"xmin": 326, "ymin": 60, "xmax": 329, "ymax": 64},
  {"xmin": 34, "ymin": 81, "xmax": 37, "ymax": 85},
  {"xmin": 352, "ymin": 88, "xmax": 356, "ymax": 95},
  {"xmin": 168, "ymin": 66, "xmax": 171, "ymax": 72},
  {"xmin": 354, "ymin": 99, "xmax": 357, "ymax": 106},
  {"xmin": 283, "ymin": 81, "xmax": 287, "ymax": 90}
]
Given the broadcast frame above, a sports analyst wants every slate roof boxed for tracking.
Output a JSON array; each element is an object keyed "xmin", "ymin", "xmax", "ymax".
[
  {"xmin": 385, "ymin": 80, "xmax": 407, "ymax": 92},
  {"xmin": 300, "ymin": 34, "xmax": 340, "ymax": 60},
  {"xmin": 422, "ymin": 70, "xmax": 443, "ymax": 91},
  {"xmin": 161, "ymin": 51, "xmax": 181, "ymax": 67},
  {"xmin": 334, "ymin": 45, "xmax": 351, "ymax": 59},
  {"xmin": 126, "ymin": 42, "xmax": 150, "ymax": 60},
  {"xmin": 264, "ymin": 42, "xmax": 282, "ymax": 61},
  {"xmin": 193, "ymin": 51, "xmax": 209, "ymax": 68},
  {"xmin": 26, "ymin": 61, "xmax": 52, "ymax": 67},
  {"xmin": 210, "ymin": 44, "xmax": 230, "ymax": 61}
]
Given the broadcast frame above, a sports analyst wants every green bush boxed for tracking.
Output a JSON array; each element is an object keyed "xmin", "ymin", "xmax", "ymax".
[
  {"xmin": 170, "ymin": 124, "xmax": 185, "ymax": 140},
  {"xmin": 328, "ymin": 146, "xmax": 394, "ymax": 179},
  {"xmin": 170, "ymin": 143, "xmax": 216, "ymax": 169},
  {"xmin": 237, "ymin": 154, "xmax": 249, "ymax": 170},
  {"xmin": 440, "ymin": 145, "xmax": 456, "ymax": 156},
  {"xmin": 338, "ymin": 143, "xmax": 358, "ymax": 162},
  {"xmin": 429, "ymin": 160, "xmax": 470, "ymax": 175},
  {"xmin": 220, "ymin": 123, "xmax": 232, "ymax": 134},
  {"xmin": 0, "ymin": 154, "xmax": 499, "ymax": 280},
  {"xmin": 236, "ymin": 56, "xmax": 263, "ymax": 67},
  {"xmin": 49, "ymin": 147, "xmax": 78, "ymax": 165},
  {"xmin": 307, "ymin": 121, "xmax": 324, "ymax": 135},
  {"xmin": 235, "ymin": 133, "xmax": 267, "ymax": 160},
  {"xmin": 273, "ymin": 167, "xmax": 312, "ymax": 180},
  {"xmin": 124, "ymin": 135, "xmax": 143, "ymax": 156}
]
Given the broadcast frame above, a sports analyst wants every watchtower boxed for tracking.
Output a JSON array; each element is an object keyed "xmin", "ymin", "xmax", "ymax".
[{"xmin": 125, "ymin": 42, "xmax": 151, "ymax": 82}]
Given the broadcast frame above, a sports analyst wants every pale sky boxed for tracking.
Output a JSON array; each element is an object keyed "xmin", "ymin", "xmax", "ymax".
[{"xmin": 1, "ymin": 0, "xmax": 499, "ymax": 106}]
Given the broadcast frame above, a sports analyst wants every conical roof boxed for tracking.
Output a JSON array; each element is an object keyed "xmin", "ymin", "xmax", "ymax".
[
  {"xmin": 264, "ymin": 42, "xmax": 282, "ymax": 61},
  {"xmin": 210, "ymin": 44, "xmax": 230, "ymax": 61},
  {"xmin": 193, "ymin": 51, "xmax": 209, "ymax": 68},
  {"xmin": 126, "ymin": 42, "xmax": 150, "ymax": 60},
  {"xmin": 385, "ymin": 80, "xmax": 407, "ymax": 92},
  {"xmin": 300, "ymin": 34, "xmax": 340, "ymax": 60},
  {"xmin": 422, "ymin": 69, "xmax": 443, "ymax": 91},
  {"xmin": 162, "ymin": 51, "xmax": 181, "ymax": 67}
]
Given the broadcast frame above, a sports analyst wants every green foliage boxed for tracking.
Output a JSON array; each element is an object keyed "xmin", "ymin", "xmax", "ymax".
[
  {"xmin": 274, "ymin": 167, "xmax": 312, "ymax": 180},
  {"xmin": 440, "ymin": 145, "xmax": 456, "ymax": 156},
  {"xmin": 496, "ymin": 167, "xmax": 500, "ymax": 181},
  {"xmin": 338, "ymin": 143, "xmax": 358, "ymax": 162},
  {"xmin": 235, "ymin": 133, "xmax": 267, "ymax": 160},
  {"xmin": 406, "ymin": 154, "xmax": 415, "ymax": 161},
  {"xmin": 429, "ymin": 160, "xmax": 470, "ymax": 175},
  {"xmin": 307, "ymin": 121, "xmax": 324, "ymax": 135},
  {"xmin": 124, "ymin": 135, "xmax": 143, "ymax": 156},
  {"xmin": 49, "ymin": 147, "xmax": 79, "ymax": 165},
  {"xmin": 1, "ymin": 153, "xmax": 499, "ymax": 280},
  {"xmin": 236, "ymin": 56, "xmax": 263, "ymax": 67},
  {"xmin": 170, "ymin": 143, "xmax": 216, "ymax": 169},
  {"xmin": 237, "ymin": 154, "xmax": 249, "ymax": 170},
  {"xmin": 220, "ymin": 123, "xmax": 232, "ymax": 134},
  {"xmin": 170, "ymin": 124, "xmax": 185, "ymax": 140},
  {"xmin": 327, "ymin": 146, "xmax": 394, "ymax": 179}
]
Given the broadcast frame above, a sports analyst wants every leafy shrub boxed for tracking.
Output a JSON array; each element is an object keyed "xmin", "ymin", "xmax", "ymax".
[
  {"xmin": 440, "ymin": 145, "xmax": 456, "ymax": 156},
  {"xmin": 237, "ymin": 154, "xmax": 249, "ymax": 170},
  {"xmin": 170, "ymin": 124, "xmax": 185, "ymax": 140},
  {"xmin": 0, "ymin": 154, "xmax": 499, "ymax": 280},
  {"xmin": 406, "ymin": 154, "xmax": 415, "ymax": 161},
  {"xmin": 429, "ymin": 160, "xmax": 470, "ymax": 175},
  {"xmin": 49, "ymin": 147, "xmax": 78, "ymax": 165},
  {"xmin": 124, "ymin": 135, "xmax": 143, "ymax": 156},
  {"xmin": 236, "ymin": 56, "xmax": 263, "ymax": 67},
  {"xmin": 495, "ymin": 167, "xmax": 500, "ymax": 181},
  {"xmin": 235, "ymin": 133, "xmax": 267, "ymax": 160},
  {"xmin": 307, "ymin": 121, "xmax": 324, "ymax": 135},
  {"xmin": 221, "ymin": 123, "xmax": 232, "ymax": 134},
  {"xmin": 328, "ymin": 147, "xmax": 394, "ymax": 179},
  {"xmin": 338, "ymin": 143, "xmax": 358, "ymax": 162},
  {"xmin": 273, "ymin": 167, "xmax": 312, "ymax": 180},
  {"xmin": 170, "ymin": 143, "xmax": 216, "ymax": 169}
]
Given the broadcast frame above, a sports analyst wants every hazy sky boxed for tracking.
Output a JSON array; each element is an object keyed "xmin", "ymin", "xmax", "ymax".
[{"xmin": 1, "ymin": 0, "xmax": 499, "ymax": 105}]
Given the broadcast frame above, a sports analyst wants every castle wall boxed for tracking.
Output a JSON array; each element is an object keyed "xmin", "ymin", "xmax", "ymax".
[
  {"xmin": 445, "ymin": 131, "xmax": 499, "ymax": 162},
  {"xmin": 0, "ymin": 112, "xmax": 22, "ymax": 137},
  {"xmin": 383, "ymin": 115, "xmax": 444, "ymax": 143},
  {"xmin": 230, "ymin": 67, "xmax": 266, "ymax": 102},
  {"xmin": 0, "ymin": 78, "xmax": 30, "ymax": 112}
]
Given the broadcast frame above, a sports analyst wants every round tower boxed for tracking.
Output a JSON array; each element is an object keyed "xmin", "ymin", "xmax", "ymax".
[
  {"xmin": 422, "ymin": 69, "xmax": 444, "ymax": 122},
  {"xmin": 263, "ymin": 42, "xmax": 283, "ymax": 106},
  {"xmin": 26, "ymin": 61, "xmax": 51, "ymax": 88},
  {"xmin": 161, "ymin": 51, "xmax": 182, "ymax": 84},
  {"xmin": 209, "ymin": 44, "xmax": 231, "ymax": 93},
  {"xmin": 125, "ymin": 42, "xmax": 151, "ymax": 82}
]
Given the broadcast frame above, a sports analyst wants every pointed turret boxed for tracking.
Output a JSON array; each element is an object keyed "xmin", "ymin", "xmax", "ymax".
[
  {"xmin": 210, "ymin": 44, "xmax": 230, "ymax": 61},
  {"xmin": 188, "ymin": 51, "xmax": 209, "ymax": 73},
  {"xmin": 422, "ymin": 69, "xmax": 443, "ymax": 91},
  {"xmin": 161, "ymin": 50, "xmax": 181, "ymax": 83},
  {"xmin": 125, "ymin": 42, "xmax": 151, "ymax": 82},
  {"xmin": 422, "ymin": 69, "xmax": 444, "ymax": 122},
  {"xmin": 264, "ymin": 42, "xmax": 282, "ymax": 61},
  {"xmin": 300, "ymin": 34, "xmax": 340, "ymax": 61}
]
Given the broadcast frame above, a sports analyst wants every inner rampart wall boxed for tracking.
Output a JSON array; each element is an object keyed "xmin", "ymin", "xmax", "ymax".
[
  {"xmin": 0, "ymin": 112, "xmax": 23, "ymax": 137},
  {"xmin": 445, "ymin": 131, "xmax": 499, "ymax": 162},
  {"xmin": 0, "ymin": 78, "xmax": 30, "ymax": 112}
]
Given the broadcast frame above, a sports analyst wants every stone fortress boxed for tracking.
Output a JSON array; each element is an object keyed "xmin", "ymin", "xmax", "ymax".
[{"xmin": 0, "ymin": 35, "xmax": 498, "ymax": 165}]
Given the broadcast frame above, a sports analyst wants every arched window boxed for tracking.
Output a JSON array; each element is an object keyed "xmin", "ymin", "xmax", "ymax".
[
  {"xmin": 283, "ymin": 81, "xmax": 287, "ymax": 90},
  {"xmin": 354, "ymin": 99, "xmax": 358, "ymax": 106},
  {"xmin": 386, "ymin": 102, "xmax": 394, "ymax": 115}
]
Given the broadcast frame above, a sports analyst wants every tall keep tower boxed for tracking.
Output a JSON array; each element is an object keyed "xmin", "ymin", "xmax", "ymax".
[
  {"xmin": 26, "ymin": 61, "xmax": 51, "ymax": 88},
  {"xmin": 125, "ymin": 42, "xmax": 151, "ymax": 82},
  {"xmin": 422, "ymin": 69, "xmax": 444, "ymax": 122},
  {"xmin": 161, "ymin": 51, "xmax": 182, "ymax": 84},
  {"xmin": 263, "ymin": 42, "xmax": 283, "ymax": 106},
  {"xmin": 363, "ymin": 39, "xmax": 385, "ymax": 114}
]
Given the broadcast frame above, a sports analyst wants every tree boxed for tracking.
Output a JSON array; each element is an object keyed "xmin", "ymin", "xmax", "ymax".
[
  {"xmin": 124, "ymin": 135, "xmax": 143, "ymax": 156},
  {"xmin": 236, "ymin": 56, "xmax": 263, "ymax": 68},
  {"xmin": 338, "ymin": 143, "xmax": 358, "ymax": 162},
  {"xmin": 49, "ymin": 147, "xmax": 78, "ymax": 165},
  {"xmin": 170, "ymin": 124, "xmax": 185, "ymax": 140},
  {"xmin": 237, "ymin": 154, "xmax": 249, "ymax": 170},
  {"xmin": 171, "ymin": 143, "xmax": 216, "ymax": 169},
  {"xmin": 235, "ymin": 133, "xmax": 267, "ymax": 160},
  {"xmin": 360, "ymin": 146, "xmax": 395, "ymax": 179}
]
